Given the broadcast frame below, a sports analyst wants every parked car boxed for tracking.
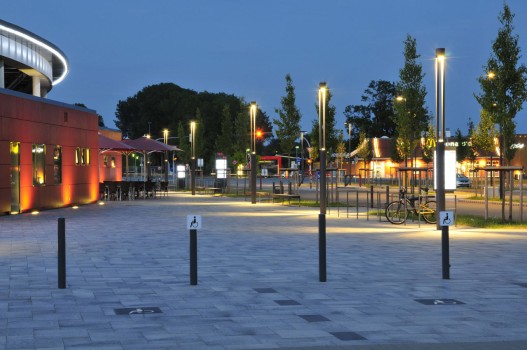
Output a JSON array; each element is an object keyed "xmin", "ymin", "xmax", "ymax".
[{"xmin": 456, "ymin": 174, "xmax": 471, "ymax": 188}]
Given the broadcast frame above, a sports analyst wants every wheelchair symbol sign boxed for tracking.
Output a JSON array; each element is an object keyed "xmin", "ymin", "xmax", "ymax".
[
  {"xmin": 187, "ymin": 215, "xmax": 202, "ymax": 230},
  {"xmin": 439, "ymin": 211, "xmax": 454, "ymax": 227}
]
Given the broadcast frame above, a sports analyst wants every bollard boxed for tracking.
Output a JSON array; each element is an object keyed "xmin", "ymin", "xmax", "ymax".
[
  {"xmin": 58, "ymin": 217, "xmax": 66, "ymax": 289},
  {"xmin": 442, "ymin": 226, "xmax": 450, "ymax": 279},
  {"xmin": 385, "ymin": 186, "xmax": 390, "ymax": 209},
  {"xmin": 190, "ymin": 229, "xmax": 198, "ymax": 285},
  {"xmin": 318, "ymin": 213, "xmax": 326, "ymax": 282}
]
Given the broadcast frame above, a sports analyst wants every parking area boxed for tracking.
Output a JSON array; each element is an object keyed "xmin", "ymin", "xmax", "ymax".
[{"xmin": 1, "ymin": 193, "xmax": 527, "ymax": 349}]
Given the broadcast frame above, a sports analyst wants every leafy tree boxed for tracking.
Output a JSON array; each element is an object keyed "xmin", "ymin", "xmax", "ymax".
[
  {"xmin": 114, "ymin": 83, "xmax": 245, "ymax": 172},
  {"xmin": 177, "ymin": 121, "xmax": 190, "ymax": 163},
  {"xmin": 234, "ymin": 103, "xmax": 250, "ymax": 154},
  {"xmin": 472, "ymin": 109, "xmax": 498, "ymax": 160},
  {"xmin": 394, "ymin": 34, "xmax": 430, "ymax": 167},
  {"xmin": 273, "ymin": 74, "xmax": 302, "ymax": 155},
  {"xmin": 356, "ymin": 130, "xmax": 372, "ymax": 168},
  {"xmin": 466, "ymin": 118, "xmax": 478, "ymax": 166},
  {"xmin": 421, "ymin": 124, "xmax": 435, "ymax": 166},
  {"xmin": 454, "ymin": 128, "xmax": 469, "ymax": 164},
  {"xmin": 335, "ymin": 131, "xmax": 346, "ymax": 169},
  {"xmin": 475, "ymin": 4, "xmax": 527, "ymax": 164},
  {"xmin": 194, "ymin": 108, "xmax": 206, "ymax": 160},
  {"xmin": 343, "ymin": 80, "xmax": 397, "ymax": 149},
  {"xmin": 215, "ymin": 104, "xmax": 234, "ymax": 156}
]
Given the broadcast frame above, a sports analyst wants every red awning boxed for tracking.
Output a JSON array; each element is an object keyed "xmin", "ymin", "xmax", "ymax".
[
  {"xmin": 122, "ymin": 136, "xmax": 181, "ymax": 152},
  {"xmin": 98, "ymin": 134, "xmax": 135, "ymax": 152}
]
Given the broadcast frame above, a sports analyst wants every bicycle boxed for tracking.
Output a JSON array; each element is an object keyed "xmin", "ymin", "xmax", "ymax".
[{"xmin": 385, "ymin": 187, "xmax": 437, "ymax": 224}]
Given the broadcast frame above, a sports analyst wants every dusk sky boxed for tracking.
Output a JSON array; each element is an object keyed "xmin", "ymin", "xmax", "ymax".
[{"xmin": 4, "ymin": 0, "xmax": 527, "ymax": 137}]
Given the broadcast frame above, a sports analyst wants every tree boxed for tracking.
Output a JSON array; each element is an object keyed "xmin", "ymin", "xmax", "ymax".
[
  {"xmin": 466, "ymin": 118, "xmax": 478, "ymax": 167},
  {"xmin": 215, "ymin": 104, "xmax": 234, "ymax": 156},
  {"xmin": 475, "ymin": 4, "xmax": 527, "ymax": 165},
  {"xmin": 356, "ymin": 130, "xmax": 372, "ymax": 169},
  {"xmin": 194, "ymin": 108, "xmax": 206, "ymax": 160},
  {"xmin": 114, "ymin": 82, "xmax": 245, "ymax": 172},
  {"xmin": 343, "ymin": 80, "xmax": 397, "ymax": 150},
  {"xmin": 177, "ymin": 121, "xmax": 190, "ymax": 163},
  {"xmin": 454, "ymin": 128, "xmax": 469, "ymax": 164},
  {"xmin": 421, "ymin": 124, "xmax": 436, "ymax": 166},
  {"xmin": 273, "ymin": 74, "xmax": 302, "ymax": 155},
  {"xmin": 394, "ymin": 34, "xmax": 430, "ymax": 167},
  {"xmin": 472, "ymin": 109, "xmax": 498, "ymax": 161}
]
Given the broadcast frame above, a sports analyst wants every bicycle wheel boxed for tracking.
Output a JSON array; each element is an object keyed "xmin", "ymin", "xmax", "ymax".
[
  {"xmin": 421, "ymin": 200, "xmax": 437, "ymax": 224},
  {"xmin": 385, "ymin": 201, "xmax": 408, "ymax": 224}
]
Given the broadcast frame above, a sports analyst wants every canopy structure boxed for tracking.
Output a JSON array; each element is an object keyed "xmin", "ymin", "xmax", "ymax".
[
  {"xmin": 121, "ymin": 136, "xmax": 182, "ymax": 181},
  {"xmin": 98, "ymin": 134, "xmax": 135, "ymax": 152},
  {"xmin": 122, "ymin": 136, "xmax": 181, "ymax": 152}
]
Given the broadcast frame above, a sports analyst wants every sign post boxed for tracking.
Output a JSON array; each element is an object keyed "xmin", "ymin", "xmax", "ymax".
[
  {"xmin": 439, "ymin": 211, "xmax": 453, "ymax": 279},
  {"xmin": 187, "ymin": 215, "xmax": 202, "ymax": 285}
]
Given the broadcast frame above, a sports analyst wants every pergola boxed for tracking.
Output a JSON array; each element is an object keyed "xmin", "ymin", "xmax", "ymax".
[{"xmin": 121, "ymin": 136, "xmax": 181, "ymax": 181}]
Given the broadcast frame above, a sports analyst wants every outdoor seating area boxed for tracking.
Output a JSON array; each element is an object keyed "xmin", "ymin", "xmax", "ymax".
[{"xmin": 99, "ymin": 180, "xmax": 168, "ymax": 200}]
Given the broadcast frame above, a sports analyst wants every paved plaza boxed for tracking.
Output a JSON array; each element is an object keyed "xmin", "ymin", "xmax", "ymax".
[{"xmin": 1, "ymin": 193, "xmax": 527, "ymax": 350}]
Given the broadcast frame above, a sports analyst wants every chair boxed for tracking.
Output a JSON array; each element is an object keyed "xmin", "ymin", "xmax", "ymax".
[
  {"xmin": 105, "ymin": 181, "xmax": 120, "ymax": 200},
  {"xmin": 145, "ymin": 181, "xmax": 156, "ymax": 198},
  {"xmin": 120, "ymin": 181, "xmax": 131, "ymax": 200},
  {"xmin": 159, "ymin": 181, "xmax": 168, "ymax": 197},
  {"xmin": 99, "ymin": 183, "xmax": 108, "ymax": 200}
]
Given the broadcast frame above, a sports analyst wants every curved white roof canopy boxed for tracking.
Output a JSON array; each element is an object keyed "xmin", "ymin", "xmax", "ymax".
[{"xmin": 0, "ymin": 19, "xmax": 68, "ymax": 95}]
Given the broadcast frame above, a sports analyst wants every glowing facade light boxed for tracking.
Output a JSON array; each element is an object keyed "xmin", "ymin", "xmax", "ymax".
[{"xmin": 0, "ymin": 22, "xmax": 69, "ymax": 85}]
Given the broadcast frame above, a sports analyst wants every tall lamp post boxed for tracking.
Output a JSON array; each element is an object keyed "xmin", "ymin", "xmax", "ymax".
[
  {"xmin": 435, "ymin": 48, "xmax": 449, "ymax": 279},
  {"xmin": 318, "ymin": 82, "xmax": 327, "ymax": 282},
  {"xmin": 250, "ymin": 102, "xmax": 257, "ymax": 204},
  {"xmin": 190, "ymin": 121, "xmax": 196, "ymax": 195},
  {"xmin": 344, "ymin": 122, "xmax": 352, "ymax": 182},
  {"xmin": 163, "ymin": 129, "xmax": 169, "ymax": 184}
]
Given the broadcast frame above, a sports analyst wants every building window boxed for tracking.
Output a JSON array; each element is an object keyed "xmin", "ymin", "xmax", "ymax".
[
  {"xmin": 53, "ymin": 146, "xmax": 62, "ymax": 184},
  {"xmin": 32, "ymin": 144, "xmax": 46, "ymax": 185},
  {"xmin": 76, "ymin": 147, "xmax": 90, "ymax": 166},
  {"xmin": 103, "ymin": 155, "xmax": 108, "ymax": 167}
]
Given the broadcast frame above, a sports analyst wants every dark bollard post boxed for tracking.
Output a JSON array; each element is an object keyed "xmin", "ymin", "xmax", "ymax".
[
  {"xmin": 318, "ymin": 213, "xmax": 326, "ymax": 282},
  {"xmin": 385, "ymin": 186, "xmax": 389, "ymax": 208},
  {"xmin": 190, "ymin": 229, "xmax": 198, "ymax": 285},
  {"xmin": 370, "ymin": 185, "xmax": 374, "ymax": 209},
  {"xmin": 442, "ymin": 226, "xmax": 450, "ymax": 279},
  {"xmin": 58, "ymin": 217, "xmax": 66, "ymax": 289}
]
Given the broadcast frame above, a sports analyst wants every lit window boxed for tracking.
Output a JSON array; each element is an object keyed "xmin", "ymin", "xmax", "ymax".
[
  {"xmin": 75, "ymin": 147, "xmax": 81, "ymax": 165},
  {"xmin": 32, "ymin": 144, "xmax": 46, "ymax": 185},
  {"xmin": 53, "ymin": 146, "xmax": 62, "ymax": 184},
  {"xmin": 76, "ymin": 147, "xmax": 91, "ymax": 166}
]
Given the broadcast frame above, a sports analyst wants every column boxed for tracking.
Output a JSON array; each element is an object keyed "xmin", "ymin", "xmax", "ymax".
[
  {"xmin": 32, "ymin": 76, "xmax": 41, "ymax": 97},
  {"xmin": 0, "ymin": 60, "xmax": 4, "ymax": 88}
]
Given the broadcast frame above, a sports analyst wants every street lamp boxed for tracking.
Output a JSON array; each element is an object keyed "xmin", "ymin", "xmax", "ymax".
[
  {"xmin": 435, "ymin": 47, "xmax": 449, "ymax": 279},
  {"xmin": 163, "ymin": 129, "xmax": 169, "ymax": 183},
  {"xmin": 318, "ymin": 82, "xmax": 327, "ymax": 282},
  {"xmin": 190, "ymin": 121, "xmax": 196, "ymax": 195},
  {"xmin": 344, "ymin": 122, "xmax": 352, "ymax": 182},
  {"xmin": 250, "ymin": 102, "xmax": 257, "ymax": 204}
]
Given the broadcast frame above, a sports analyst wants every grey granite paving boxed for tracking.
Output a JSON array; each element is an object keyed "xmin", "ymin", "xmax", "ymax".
[{"xmin": 1, "ymin": 193, "xmax": 527, "ymax": 349}]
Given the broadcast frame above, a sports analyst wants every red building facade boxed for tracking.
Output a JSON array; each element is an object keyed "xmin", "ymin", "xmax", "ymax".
[{"xmin": 0, "ymin": 89, "xmax": 99, "ymax": 214}]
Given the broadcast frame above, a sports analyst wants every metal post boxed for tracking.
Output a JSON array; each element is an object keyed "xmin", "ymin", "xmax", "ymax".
[
  {"xmin": 251, "ymin": 153, "xmax": 257, "ymax": 204},
  {"xmin": 190, "ymin": 229, "xmax": 197, "ymax": 285},
  {"xmin": 442, "ymin": 225, "xmax": 450, "ymax": 279},
  {"xmin": 318, "ymin": 82, "xmax": 327, "ymax": 283},
  {"xmin": 370, "ymin": 185, "xmax": 374, "ymax": 209},
  {"xmin": 191, "ymin": 158, "xmax": 196, "ymax": 196},
  {"xmin": 318, "ymin": 213, "xmax": 326, "ymax": 282},
  {"xmin": 58, "ymin": 217, "xmax": 66, "ymax": 289}
]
